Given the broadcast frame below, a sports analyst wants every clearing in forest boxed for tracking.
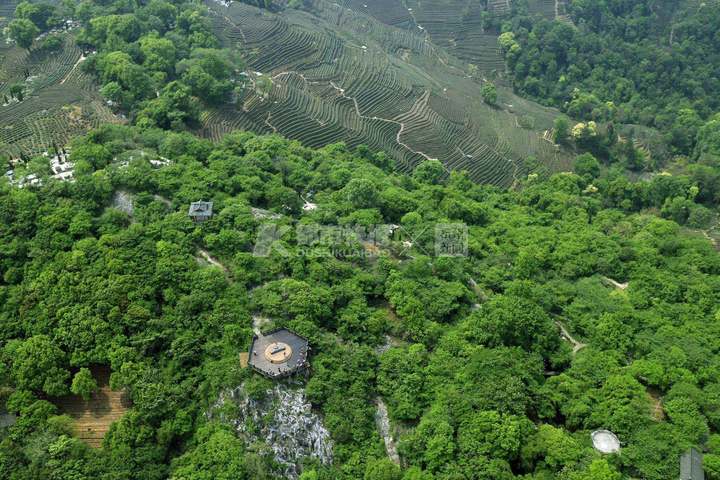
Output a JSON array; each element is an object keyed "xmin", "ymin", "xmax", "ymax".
[
  {"xmin": 54, "ymin": 366, "xmax": 131, "ymax": 448},
  {"xmin": 647, "ymin": 387, "xmax": 665, "ymax": 421}
]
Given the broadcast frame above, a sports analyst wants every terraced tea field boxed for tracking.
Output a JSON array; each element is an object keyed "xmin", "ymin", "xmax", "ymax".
[
  {"xmin": 0, "ymin": 30, "xmax": 123, "ymax": 158},
  {"xmin": 204, "ymin": 0, "xmax": 573, "ymax": 186},
  {"xmin": 0, "ymin": 1, "xmax": 17, "ymax": 29},
  {"xmin": 343, "ymin": 0, "xmax": 557, "ymax": 69},
  {"xmin": 2, "ymin": 0, "xmax": 573, "ymax": 185}
]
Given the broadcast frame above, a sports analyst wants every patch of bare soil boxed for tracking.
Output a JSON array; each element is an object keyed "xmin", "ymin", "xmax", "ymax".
[
  {"xmin": 647, "ymin": 387, "xmax": 665, "ymax": 421},
  {"xmin": 54, "ymin": 366, "xmax": 130, "ymax": 448}
]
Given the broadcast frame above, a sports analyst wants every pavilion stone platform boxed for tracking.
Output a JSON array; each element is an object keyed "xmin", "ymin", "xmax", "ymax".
[{"xmin": 248, "ymin": 328, "xmax": 310, "ymax": 378}]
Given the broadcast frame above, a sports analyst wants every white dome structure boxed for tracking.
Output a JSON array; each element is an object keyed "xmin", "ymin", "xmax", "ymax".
[{"xmin": 591, "ymin": 430, "xmax": 621, "ymax": 454}]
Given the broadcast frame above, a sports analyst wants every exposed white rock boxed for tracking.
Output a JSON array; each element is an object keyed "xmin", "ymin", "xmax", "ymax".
[
  {"xmin": 209, "ymin": 383, "xmax": 333, "ymax": 479},
  {"xmin": 112, "ymin": 190, "xmax": 134, "ymax": 216},
  {"xmin": 375, "ymin": 398, "xmax": 400, "ymax": 465}
]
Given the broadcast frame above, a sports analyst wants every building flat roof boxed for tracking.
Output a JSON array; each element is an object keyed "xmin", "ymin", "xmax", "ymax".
[{"xmin": 248, "ymin": 328, "xmax": 309, "ymax": 378}]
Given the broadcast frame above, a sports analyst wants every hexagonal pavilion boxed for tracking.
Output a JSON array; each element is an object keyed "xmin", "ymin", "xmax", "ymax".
[{"xmin": 248, "ymin": 328, "xmax": 310, "ymax": 378}]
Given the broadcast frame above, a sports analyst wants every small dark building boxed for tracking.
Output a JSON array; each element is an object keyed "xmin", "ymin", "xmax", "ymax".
[
  {"xmin": 681, "ymin": 448, "xmax": 704, "ymax": 480},
  {"xmin": 248, "ymin": 328, "xmax": 310, "ymax": 379},
  {"xmin": 188, "ymin": 201, "xmax": 213, "ymax": 222}
]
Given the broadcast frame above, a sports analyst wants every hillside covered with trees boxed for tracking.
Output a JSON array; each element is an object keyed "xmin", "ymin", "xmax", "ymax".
[
  {"xmin": 2, "ymin": 0, "xmax": 720, "ymax": 479},
  {"xmin": 1, "ymin": 124, "xmax": 720, "ymax": 479},
  {"xmin": 501, "ymin": 0, "xmax": 720, "ymax": 157}
]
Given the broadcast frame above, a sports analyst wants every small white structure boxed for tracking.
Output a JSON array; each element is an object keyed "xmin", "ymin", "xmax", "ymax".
[
  {"xmin": 50, "ymin": 153, "xmax": 74, "ymax": 181},
  {"xmin": 44, "ymin": 151, "xmax": 76, "ymax": 182},
  {"xmin": 53, "ymin": 170, "xmax": 74, "ymax": 181},
  {"xmin": 18, "ymin": 174, "xmax": 42, "ymax": 188},
  {"xmin": 591, "ymin": 430, "xmax": 621, "ymax": 454},
  {"xmin": 301, "ymin": 194, "xmax": 317, "ymax": 212},
  {"xmin": 149, "ymin": 157, "xmax": 171, "ymax": 168}
]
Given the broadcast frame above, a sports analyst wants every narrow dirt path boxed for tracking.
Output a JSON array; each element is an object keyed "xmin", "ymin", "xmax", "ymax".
[
  {"xmin": 197, "ymin": 249, "xmax": 228, "ymax": 273},
  {"xmin": 153, "ymin": 194, "xmax": 172, "ymax": 207},
  {"xmin": 276, "ymin": 69, "xmax": 445, "ymax": 164},
  {"xmin": 402, "ymin": 3, "xmax": 469, "ymax": 77},
  {"xmin": 327, "ymin": 81, "xmax": 444, "ymax": 164},
  {"xmin": 648, "ymin": 388, "xmax": 665, "ymax": 421},
  {"xmin": 264, "ymin": 112, "xmax": 278, "ymax": 133},
  {"xmin": 701, "ymin": 229, "xmax": 719, "ymax": 250},
  {"xmin": 212, "ymin": 5, "xmax": 248, "ymax": 45},
  {"xmin": 556, "ymin": 321, "xmax": 587, "ymax": 355},
  {"xmin": 554, "ymin": 0, "xmax": 573, "ymax": 23},
  {"xmin": 60, "ymin": 54, "xmax": 85, "ymax": 85},
  {"xmin": 602, "ymin": 276, "xmax": 628, "ymax": 290},
  {"xmin": 468, "ymin": 277, "xmax": 487, "ymax": 304}
]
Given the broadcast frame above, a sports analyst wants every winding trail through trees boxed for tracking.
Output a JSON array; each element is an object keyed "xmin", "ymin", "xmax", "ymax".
[
  {"xmin": 197, "ymin": 248, "xmax": 228, "ymax": 274},
  {"xmin": 602, "ymin": 276, "xmax": 628, "ymax": 290},
  {"xmin": 648, "ymin": 387, "xmax": 665, "ymax": 421},
  {"xmin": 153, "ymin": 194, "xmax": 172, "ymax": 207},
  {"xmin": 556, "ymin": 321, "xmax": 587, "ymax": 355},
  {"xmin": 468, "ymin": 277, "xmax": 486, "ymax": 307},
  {"xmin": 700, "ymin": 229, "xmax": 719, "ymax": 250},
  {"xmin": 468, "ymin": 277, "xmax": 588, "ymax": 355}
]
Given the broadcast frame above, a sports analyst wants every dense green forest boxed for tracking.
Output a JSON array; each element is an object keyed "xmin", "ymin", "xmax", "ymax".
[
  {"xmin": 2, "ymin": 124, "xmax": 720, "ymax": 479},
  {"xmin": 501, "ymin": 0, "xmax": 720, "ymax": 156},
  {"xmin": 1, "ymin": 0, "xmax": 720, "ymax": 479},
  {"xmin": 7, "ymin": 0, "xmax": 241, "ymax": 128}
]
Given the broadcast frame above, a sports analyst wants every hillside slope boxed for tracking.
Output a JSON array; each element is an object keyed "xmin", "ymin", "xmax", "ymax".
[
  {"xmin": 0, "ymin": 3, "xmax": 122, "ymax": 159},
  {"xmin": 1, "ymin": 0, "xmax": 574, "ymax": 186},
  {"xmin": 203, "ymin": 0, "xmax": 573, "ymax": 186},
  {"xmin": 2, "ymin": 125, "xmax": 720, "ymax": 479}
]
